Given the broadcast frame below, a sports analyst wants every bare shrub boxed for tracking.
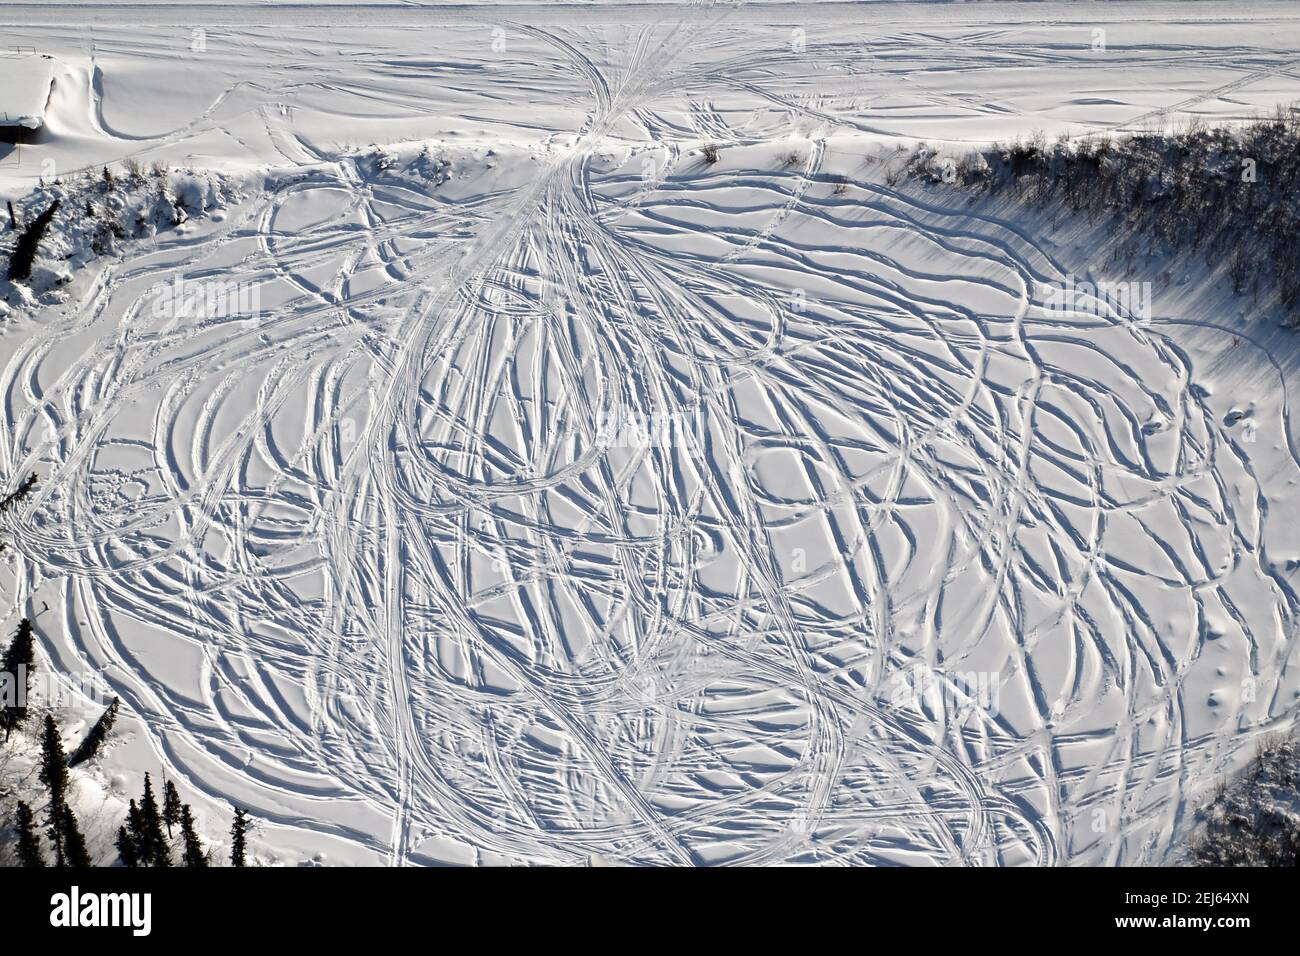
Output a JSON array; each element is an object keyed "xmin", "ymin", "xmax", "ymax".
[
  {"xmin": 1188, "ymin": 733, "xmax": 1300, "ymax": 867},
  {"xmin": 916, "ymin": 108, "xmax": 1300, "ymax": 321}
]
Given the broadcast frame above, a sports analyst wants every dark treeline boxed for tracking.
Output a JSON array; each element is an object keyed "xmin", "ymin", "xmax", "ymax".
[
  {"xmin": 2, "ymin": 616, "xmax": 254, "ymax": 867},
  {"xmin": 909, "ymin": 108, "xmax": 1300, "ymax": 320}
]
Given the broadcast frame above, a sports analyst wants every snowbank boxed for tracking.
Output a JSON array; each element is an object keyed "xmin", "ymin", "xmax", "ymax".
[
  {"xmin": 0, "ymin": 53, "xmax": 55, "ymax": 133},
  {"xmin": 0, "ymin": 161, "xmax": 244, "ymax": 314}
]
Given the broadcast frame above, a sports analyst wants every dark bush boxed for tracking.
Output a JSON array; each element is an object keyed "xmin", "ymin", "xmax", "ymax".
[
  {"xmin": 6, "ymin": 199, "xmax": 60, "ymax": 282},
  {"xmin": 913, "ymin": 108, "xmax": 1300, "ymax": 321},
  {"xmin": 1189, "ymin": 735, "xmax": 1300, "ymax": 867}
]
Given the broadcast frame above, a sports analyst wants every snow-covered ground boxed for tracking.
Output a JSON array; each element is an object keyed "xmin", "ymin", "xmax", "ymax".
[
  {"xmin": 2, "ymin": 1, "xmax": 1300, "ymax": 866},
  {"xmin": 0, "ymin": 53, "xmax": 54, "ymax": 132}
]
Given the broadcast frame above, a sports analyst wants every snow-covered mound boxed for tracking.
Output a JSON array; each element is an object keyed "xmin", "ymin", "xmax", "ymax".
[
  {"xmin": 1, "ymin": 164, "xmax": 241, "ymax": 315},
  {"xmin": 0, "ymin": 53, "xmax": 54, "ymax": 134}
]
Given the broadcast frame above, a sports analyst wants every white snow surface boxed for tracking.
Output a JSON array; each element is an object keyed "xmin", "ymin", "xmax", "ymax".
[
  {"xmin": 2, "ymin": 1, "xmax": 1300, "ymax": 866},
  {"xmin": 0, "ymin": 53, "xmax": 55, "ymax": 130}
]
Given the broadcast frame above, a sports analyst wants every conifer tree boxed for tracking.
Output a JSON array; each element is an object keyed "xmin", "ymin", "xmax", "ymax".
[
  {"xmin": 50, "ymin": 822, "xmax": 65, "ymax": 868},
  {"xmin": 180, "ymin": 804, "xmax": 209, "ymax": 867},
  {"xmin": 0, "ymin": 618, "xmax": 36, "ymax": 741},
  {"xmin": 38, "ymin": 713, "xmax": 69, "ymax": 862},
  {"xmin": 139, "ymin": 773, "xmax": 171, "ymax": 867},
  {"xmin": 59, "ymin": 804, "xmax": 92, "ymax": 868},
  {"xmin": 68, "ymin": 697, "xmax": 119, "ymax": 767},
  {"xmin": 116, "ymin": 824, "xmax": 140, "ymax": 867},
  {"xmin": 162, "ymin": 778, "xmax": 181, "ymax": 838},
  {"xmin": 122, "ymin": 797, "xmax": 148, "ymax": 864},
  {"xmin": 7, "ymin": 200, "xmax": 60, "ymax": 282},
  {"xmin": 230, "ymin": 806, "xmax": 249, "ymax": 867},
  {"xmin": 14, "ymin": 801, "xmax": 45, "ymax": 867},
  {"xmin": 38, "ymin": 713, "xmax": 68, "ymax": 808}
]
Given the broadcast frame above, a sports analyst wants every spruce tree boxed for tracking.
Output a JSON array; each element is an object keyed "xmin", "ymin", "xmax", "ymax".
[
  {"xmin": 124, "ymin": 798, "xmax": 147, "ymax": 863},
  {"xmin": 230, "ymin": 806, "xmax": 249, "ymax": 867},
  {"xmin": 139, "ymin": 774, "xmax": 171, "ymax": 866},
  {"xmin": 116, "ymin": 825, "xmax": 140, "ymax": 867},
  {"xmin": 68, "ymin": 697, "xmax": 119, "ymax": 767},
  {"xmin": 0, "ymin": 618, "xmax": 36, "ymax": 741},
  {"xmin": 7, "ymin": 199, "xmax": 61, "ymax": 282},
  {"xmin": 51, "ymin": 822, "xmax": 65, "ymax": 868},
  {"xmin": 179, "ymin": 804, "xmax": 209, "ymax": 867},
  {"xmin": 14, "ymin": 801, "xmax": 45, "ymax": 867},
  {"xmin": 37, "ymin": 713, "xmax": 68, "ymax": 808},
  {"xmin": 38, "ymin": 713, "xmax": 69, "ymax": 862},
  {"xmin": 60, "ymin": 804, "xmax": 92, "ymax": 868},
  {"xmin": 162, "ymin": 778, "xmax": 181, "ymax": 838}
]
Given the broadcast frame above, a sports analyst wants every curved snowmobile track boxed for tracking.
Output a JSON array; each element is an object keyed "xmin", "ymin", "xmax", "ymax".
[{"xmin": 3, "ymin": 5, "xmax": 1300, "ymax": 866}]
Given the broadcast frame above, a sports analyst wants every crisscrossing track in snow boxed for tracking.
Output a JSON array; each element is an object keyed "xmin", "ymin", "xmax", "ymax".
[{"xmin": 3, "ymin": 17, "xmax": 1299, "ymax": 866}]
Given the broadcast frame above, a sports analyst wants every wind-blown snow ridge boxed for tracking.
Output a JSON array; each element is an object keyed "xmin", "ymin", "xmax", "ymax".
[{"xmin": 3, "ymin": 5, "xmax": 1300, "ymax": 866}]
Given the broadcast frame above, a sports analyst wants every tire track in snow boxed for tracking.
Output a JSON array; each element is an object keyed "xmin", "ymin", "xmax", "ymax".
[{"xmin": 3, "ymin": 13, "xmax": 1299, "ymax": 866}]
